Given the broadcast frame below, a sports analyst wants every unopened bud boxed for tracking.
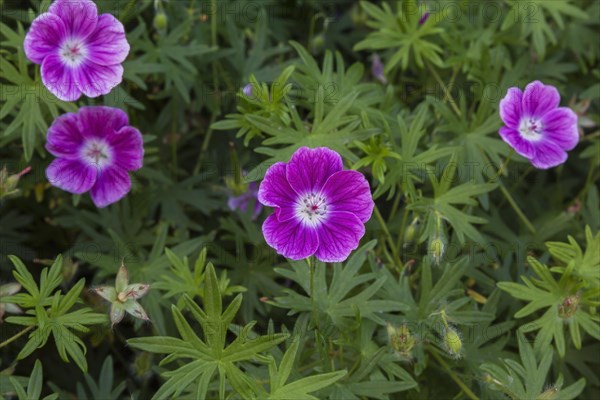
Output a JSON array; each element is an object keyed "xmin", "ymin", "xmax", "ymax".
[
  {"xmin": 443, "ymin": 326, "xmax": 462, "ymax": 358},
  {"xmin": 403, "ymin": 217, "xmax": 420, "ymax": 246},
  {"xmin": 428, "ymin": 235, "xmax": 446, "ymax": 265},
  {"xmin": 153, "ymin": 12, "xmax": 168, "ymax": 30}
]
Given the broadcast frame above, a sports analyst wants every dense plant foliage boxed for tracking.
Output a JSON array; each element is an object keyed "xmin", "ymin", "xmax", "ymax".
[{"xmin": 1, "ymin": 0, "xmax": 599, "ymax": 399}]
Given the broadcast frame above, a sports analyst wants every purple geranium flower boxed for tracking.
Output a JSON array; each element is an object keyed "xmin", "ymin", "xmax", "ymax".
[
  {"xmin": 24, "ymin": 0, "xmax": 130, "ymax": 101},
  {"xmin": 258, "ymin": 147, "xmax": 374, "ymax": 263},
  {"xmin": 228, "ymin": 182, "xmax": 263, "ymax": 220},
  {"xmin": 499, "ymin": 81, "xmax": 579, "ymax": 169},
  {"xmin": 45, "ymin": 106, "xmax": 144, "ymax": 208}
]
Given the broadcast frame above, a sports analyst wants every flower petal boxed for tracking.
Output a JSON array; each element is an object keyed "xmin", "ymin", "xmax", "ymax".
[
  {"xmin": 530, "ymin": 142, "xmax": 568, "ymax": 169},
  {"xmin": 123, "ymin": 300, "xmax": 150, "ymax": 321},
  {"xmin": 46, "ymin": 112, "xmax": 83, "ymax": 159},
  {"xmin": 123, "ymin": 284, "xmax": 150, "ymax": 300},
  {"xmin": 74, "ymin": 61, "xmax": 124, "ymax": 98},
  {"xmin": 541, "ymin": 108, "xmax": 579, "ymax": 151},
  {"xmin": 522, "ymin": 81, "xmax": 560, "ymax": 117},
  {"xmin": 89, "ymin": 167, "xmax": 131, "ymax": 208},
  {"xmin": 321, "ymin": 170, "xmax": 374, "ymax": 223},
  {"xmin": 77, "ymin": 106, "xmax": 129, "ymax": 138},
  {"xmin": 315, "ymin": 211, "xmax": 365, "ymax": 263},
  {"xmin": 24, "ymin": 13, "xmax": 67, "ymax": 64},
  {"xmin": 93, "ymin": 286, "xmax": 116, "ymax": 302},
  {"xmin": 85, "ymin": 14, "xmax": 130, "ymax": 65},
  {"xmin": 258, "ymin": 162, "xmax": 296, "ymax": 207},
  {"xmin": 109, "ymin": 126, "xmax": 144, "ymax": 171},
  {"xmin": 499, "ymin": 87, "xmax": 523, "ymax": 129},
  {"xmin": 498, "ymin": 127, "xmax": 536, "ymax": 159},
  {"xmin": 48, "ymin": 0, "xmax": 98, "ymax": 39},
  {"xmin": 41, "ymin": 53, "xmax": 83, "ymax": 101},
  {"xmin": 262, "ymin": 213, "xmax": 319, "ymax": 260},
  {"xmin": 286, "ymin": 147, "xmax": 343, "ymax": 194},
  {"xmin": 46, "ymin": 158, "xmax": 97, "ymax": 194}
]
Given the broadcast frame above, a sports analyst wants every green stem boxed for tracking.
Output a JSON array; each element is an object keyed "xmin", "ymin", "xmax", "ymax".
[
  {"xmin": 430, "ymin": 349, "xmax": 479, "ymax": 400},
  {"xmin": 374, "ymin": 206, "xmax": 403, "ymax": 270},
  {"xmin": 499, "ymin": 184, "xmax": 536, "ymax": 234},
  {"xmin": 488, "ymin": 149, "xmax": 514, "ymax": 182},
  {"xmin": 0, "ymin": 325, "xmax": 34, "ymax": 349},
  {"xmin": 427, "ymin": 62, "xmax": 461, "ymax": 117},
  {"xmin": 308, "ymin": 257, "xmax": 318, "ymax": 330}
]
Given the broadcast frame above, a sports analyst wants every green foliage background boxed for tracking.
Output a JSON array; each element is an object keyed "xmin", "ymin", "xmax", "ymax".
[{"xmin": 1, "ymin": 0, "xmax": 599, "ymax": 399}]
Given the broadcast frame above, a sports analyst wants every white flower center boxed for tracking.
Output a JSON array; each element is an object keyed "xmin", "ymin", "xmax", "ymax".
[
  {"xmin": 80, "ymin": 138, "xmax": 113, "ymax": 169},
  {"xmin": 295, "ymin": 192, "xmax": 328, "ymax": 227},
  {"xmin": 518, "ymin": 117, "xmax": 544, "ymax": 141},
  {"xmin": 59, "ymin": 38, "xmax": 87, "ymax": 67}
]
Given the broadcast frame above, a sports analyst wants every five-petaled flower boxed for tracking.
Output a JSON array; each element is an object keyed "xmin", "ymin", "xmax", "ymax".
[
  {"xmin": 258, "ymin": 147, "xmax": 374, "ymax": 262},
  {"xmin": 24, "ymin": 0, "xmax": 130, "ymax": 101},
  {"xmin": 499, "ymin": 81, "xmax": 579, "ymax": 169},
  {"xmin": 93, "ymin": 263, "xmax": 150, "ymax": 327},
  {"xmin": 45, "ymin": 106, "xmax": 144, "ymax": 208}
]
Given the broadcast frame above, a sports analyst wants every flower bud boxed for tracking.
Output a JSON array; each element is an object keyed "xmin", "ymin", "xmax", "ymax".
[
  {"xmin": 0, "ymin": 166, "xmax": 31, "ymax": 199},
  {"xmin": 428, "ymin": 235, "xmax": 446, "ymax": 265},
  {"xmin": 403, "ymin": 217, "xmax": 420, "ymax": 246},
  {"xmin": 558, "ymin": 294, "xmax": 580, "ymax": 319},
  {"xmin": 242, "ymin": 83, "xmax": 253, "ymax": 98},
  {"xmin": 153, "ymin": 12, "xmax": 168, "ymax": 30},
  {"xmin": 387, "ymin": 324, "xmax": 416, "ymax": 359},
  {"xmin": 310, "ymin": 33, "xmax": 325, "ymax": 53},
  {"xmin": 443, "ymin": 326, "xmax": 462, "ymax": 358}
]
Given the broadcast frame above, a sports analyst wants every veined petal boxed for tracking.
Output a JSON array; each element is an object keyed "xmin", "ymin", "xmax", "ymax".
[
  {"xmin": 85, "ymin": 14, "xmax": 130, "ymax": 65},
  {"xmin": 45, "ymin": 112, "xmax": 83, "ymax": 159},
  {"xmin": 24, "ymin": 13, "xmax": 67, "ymax": 64},
  {"xmin": 541, "ymin": 108, "xmax": 579, "ymax": 151},
  {"xmin": 77, "ymin": 106, "xmax": 129, "ymax": 138},
  {"xmin": 74, "ymin": 61, "xmax": 123, "ymax": 98},
  {"xmin": 48, "ymin": 0, "xmax": 98, "ymax": 39},
  {"xmin": 530, "ymin": 142, "xmax": 568, "ymax": 169},
  {"xmin": 122, "ymin": 284, "xmax": 150, "ymax": 300},
  {"xmin": 41, "ymin": 53, "xmax": 83, "ymax": 101},
  {"xmin": 262, "ymin": 213, "xmax": 319, "ymax": 260},
  {"xmin": 498, "ymin": 127, "xmax": 536, "ymax": 159},
  {"xmin": 90, "ymin": 167, "xmax": 131, "ymax": 208},
  {"xmin": 522, "ymin": 81, "xmax": 560, "ymax": 118},
  {"xmin": 499, "ymin": 87, "xmax": 523, "ymax": 129},
  {"xmin": 315, "ymin": 211, "xmax": 365, "ymax": 263},
  {"xmin": 46, "ymin": 158, "xmax": 97, "ymax": 194},
  {"xmin": 321, "ymin": 170, "xmax": 374, "ymax": 223},
  {"xmin": 286, "ymin": 147, "xmax": 343, "ymax": 195},
  {"xmin": 258, "ymin": 162, "xmax": 296, "ymax": 207},
  {"xmin": 108, "ymin": 126, "xmax": 144, "ymax": 171}
]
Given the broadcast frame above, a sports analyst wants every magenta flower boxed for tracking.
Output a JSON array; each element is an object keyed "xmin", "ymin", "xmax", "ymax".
[
  {"xmin": 419, "ymin": 12, "xmax": 430, "ymax": 25},
  {"xmin": 499, "ymin": 81, "xmax": 579, "ymax": 169},
  {"xmin": 258, "ymin": 147, "xmax": 374, "ymax": 262},
  {"xmin": 45, "ymin": 106, "xmax": 144, "ymax": 208},
  {"xmin": 24, "ymin": 0, "xmax": 130, "ymax": 101}
]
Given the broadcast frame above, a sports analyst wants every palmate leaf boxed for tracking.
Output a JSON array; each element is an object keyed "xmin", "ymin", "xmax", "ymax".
[
  {"xmin": 264, "ymin": 339, "xmax": 346, "ymax": 400},
  {"xmin": 273, "ymin": 240, "xmax": 407, "ymax": 330},
  {"xmin": 128, "ymin": 264, "xmax": 288, "ymax": 400},
  {"xmin": 4, "ymin": 256, "xmax": 107, "ymax": 372},
  {"xmin": 481, "ymin": 332, "xmax": 585, "ymax": 400},
  {"xmin": 373, "ymin": 104, "xmax": 456, "ymax": 200},
  {"xmin": 353, "ymin": 0, "xmax": 444, "ymax": 71},
  {"xmin": 501, "ymin": 0, "xmax": 588, "ymax": 59},
  {"xmin": 75, "ymin": 356, "xmax": 126, "ymax": 400},
  {"xmin": 8, "ymin": 360, "xmax": 58, "ymax": 400},
  {"xmin": 498, "ymin": 231, "xmax": 600, "ymax": 357}
]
